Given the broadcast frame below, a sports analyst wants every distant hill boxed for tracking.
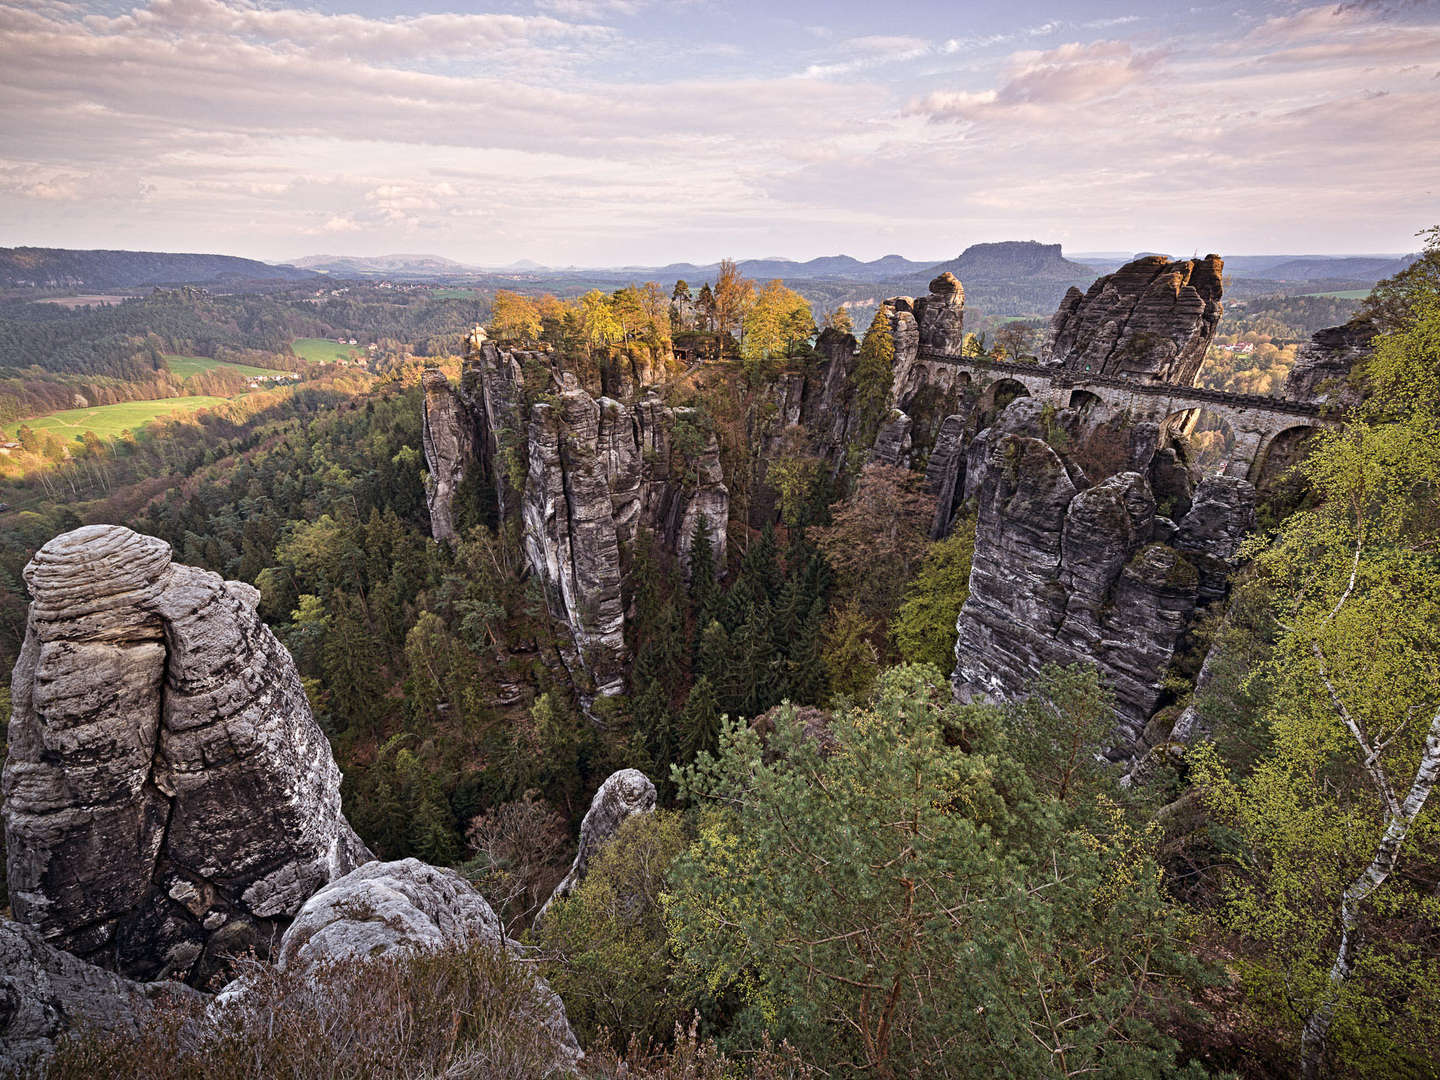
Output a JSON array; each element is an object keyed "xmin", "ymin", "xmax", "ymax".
[
  {"xmin": 921, "ymin": 242, "xmax": 1099, "ymax": 283},
  {"xmin": 289, "ymin": 253, "xmax": 476, "ymax": 276},
  {"xmin": 1255, "ymin": 255, "xmax": 1415, "ymax": 282},
  {"xmin": 0, "ymin": 247, "xmax": 315, "ymax": 289}
]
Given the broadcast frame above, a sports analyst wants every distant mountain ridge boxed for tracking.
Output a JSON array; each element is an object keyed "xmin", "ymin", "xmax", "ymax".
[{"xmin": 0, "ymin": 247, "xmax": 315, "ymax": 289}]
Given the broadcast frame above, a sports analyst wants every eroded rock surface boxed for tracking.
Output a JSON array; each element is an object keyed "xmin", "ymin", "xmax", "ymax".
[
  {"xmin": 236, "ymin": 858, "xmax": 582, "ymax": 1073},
  {"xmin": 3, "ymin": 525, "xmax": 371, "ymax": 985},
  {"xmin": 539, "ymin": 768, "xmax": 656, "ymax": 919},
  {"xmin": 0, "ymin": 917, "xmax": 195, "ymax": 1072},
  {"xmin": 1283, "ymin": 317, "xmax": 1375, "ymax": 408},
  {"xmin": 1043, "ymin": 254, "xmax": 1224, "ymax": 384},
  {"xmin": 421, "ymin": 367, "xmax": 474, "ymax": 543},
  {"xmin": 951, "ymin": 429, "xmax": 1250, "ymax": 752}
]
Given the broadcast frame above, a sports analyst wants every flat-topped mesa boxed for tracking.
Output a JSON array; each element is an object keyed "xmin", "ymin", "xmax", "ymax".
[
  {"xmin": 1042, "ymin": 254, "xmax": 1224, "ymax": 385},
  {"xmin": 2, "ymin": 526, "xmax": 371, "ymax": 985}
]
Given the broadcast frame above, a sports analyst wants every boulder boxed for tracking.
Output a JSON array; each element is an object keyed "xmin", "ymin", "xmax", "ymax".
[
  {"xmin": 1283, "ymin": 318, "xmax": 1374, "ymax": 407},
  {"xmin": 3, "ymin": 526, "xmax": 372, "ymax": 984},
  {"xmin": 231, "ymin": 858, "xmax": 581, "ymax": 1073},
  {"xmin": 538, "ymin": 769, "xmax": 656, "ymax": 920}
]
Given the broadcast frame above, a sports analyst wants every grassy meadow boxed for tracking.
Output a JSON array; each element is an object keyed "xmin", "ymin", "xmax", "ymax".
[
  {"xmin": 291, "ymin": 337, "xmax": 365, "ymax": 363},
  {"xmin": 1305, "ymin": 288, "xmax": 1372, "ymax": 299},
  {"xmin": 164, "ymin": 354, "xmax": 294, "ymax": 379},
  {"xmin": 5, "ymin": 396, "xmax": 236, "ymax": 443}
]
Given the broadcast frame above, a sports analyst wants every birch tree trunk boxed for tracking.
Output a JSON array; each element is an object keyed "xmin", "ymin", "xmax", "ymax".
[{"xmin": 1299, "ymin": 703, "xmax": 1440, "ymax": 1079}]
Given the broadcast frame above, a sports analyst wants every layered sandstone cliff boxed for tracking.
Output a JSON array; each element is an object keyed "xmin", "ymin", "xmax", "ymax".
[
  {"xmin": 2, "ymin": 526, "xmax": 372, "ymax": 984},
  {"xmin": 1042, "ymin": 254, "xmax": 1224, "ymax": 384}
]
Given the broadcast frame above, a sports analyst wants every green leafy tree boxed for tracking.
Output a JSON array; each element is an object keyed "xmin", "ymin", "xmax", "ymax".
[
  {"xmin": 892, "ymin": 517, "xmax": 975, "ymax": 671},
  {"xmin": 667, "ymin": 666, "xmax": 1211, "ymax": 1078},
  {"xmin": 1193, "ymin": 243, "xmax": 1440, "ymax": 1078},
  {"xmin": 850, "ymin": 307, "xmax": 894, "ymax": 451}
]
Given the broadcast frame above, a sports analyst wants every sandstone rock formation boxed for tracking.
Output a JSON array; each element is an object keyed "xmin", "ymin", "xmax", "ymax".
[
  {"xmin": 877, "ymin": 275, "xmax": 973, "ymax": 462},
  {"xmin": 421, "ymin": 367, "xmax": 473, "ymax": 543},
  {"xmin": 1283, "ymin": 317, "xmax": 1375, "ymax": 408},
  {"xmin": 950, "ymin": 422, "xmax": 1253, "ymax": 752},
  {"xmin": 0, "ymin": 917, "xmax": 195, "ymax": 1071},
  {"xmin": 424, "ymin": 336, "xmax": 728, "ymax": 699},
  {"xmin": 538, "ymin": 768, "xmax": 656, "ymax": 920},
  {"xmin": 225, "ymin": 858, "xmax": 582, "ymax": 1072},
  {"xmin": 3, "ymin": 525, "xmax": 372, "ymax": 984},
  {"xmin": 1042, "ymin": 254, "xmax": 1224, "ymax": 384}
]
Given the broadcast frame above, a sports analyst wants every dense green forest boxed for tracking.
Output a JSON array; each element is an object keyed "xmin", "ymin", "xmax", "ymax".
[{"xmin": 4, "ymin": 239, "xmax": 1440, "ymax": 1078}]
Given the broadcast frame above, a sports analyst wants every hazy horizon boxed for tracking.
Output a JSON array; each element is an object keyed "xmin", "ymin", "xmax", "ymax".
[{"xmin": 3, "ymin": 0, "xmax": 1438, "ymax": 263}]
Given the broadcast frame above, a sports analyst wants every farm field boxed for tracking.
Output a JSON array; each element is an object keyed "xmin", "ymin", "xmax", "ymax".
[
  {"xmin": 292, "ymin": 337, "xmax": 364, "ymax": 363},
  {"xmin": 1305, "ymin": 288, "xmax": 1371, "ymax": 299},
  {"xmin": 164, "ymin": 354, "xmax": 293, "ymax": 379},
  {"xmin": 432, "ymin": 287, "xmax": 483, "ymax": 300},
  {"xmin": 5, "ymin": 396, "xmax": 236, "ymax": 443}
]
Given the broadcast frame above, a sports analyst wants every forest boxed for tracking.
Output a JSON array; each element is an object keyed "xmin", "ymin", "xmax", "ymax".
[{"xmin": 2, "ymin": 238, "xmax": 1439, "ymax": 1079}]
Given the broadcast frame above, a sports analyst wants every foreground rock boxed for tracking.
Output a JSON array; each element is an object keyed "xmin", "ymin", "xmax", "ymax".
[
  {"xmin": 3, "ymin": 525, "xmax": 371, "ymax": 985},
  {"xmin": 1042, "ymin": 254, "xmax": 1224, "ymax": 384},
  {"xmin": 233, "ymin": 858, "xmax": 582, "ymax": 1072},
  {"xmin": 0, "ymin": 917, "xmax": 194, "ymax": 1072},
  {"xmin": 539, "ymin": 768, "xmax": 656, "ymax": 920}
]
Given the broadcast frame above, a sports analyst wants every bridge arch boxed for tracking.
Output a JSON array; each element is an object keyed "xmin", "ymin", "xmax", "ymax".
[
  {"xmin": 1249, "ymin": 424, "xmax": 1321, "ymax": 488},
  {"xmin": 1164, "ymin": 406, "xmax": 1237, "ymax": 474},
  {"xmin": 982, "ymin": 377, "xmax": 1030, "ymax": 414},
  {"xmin": 1068, "ymin": 388, "xmax": 1103, "ymax": 413}
]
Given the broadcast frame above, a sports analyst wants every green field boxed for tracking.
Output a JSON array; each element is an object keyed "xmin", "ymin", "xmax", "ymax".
[
  {"xmin": 5, "ymin": 396, "xmax": 236, "ymax": 443},
  {"xmin": 1305, "ymin": 289, "xmax": 1371, "ymax": 299},
  {"xmin": 164, "ymin": 354, "xmax": 294, "ymax": 379},
  {"xmin": 432, "ymin": 288, "xmax": 483, "ymax": 300},
  {"xmin": 292, "ymin": 337, "xmax": 364, "ymax": 363}
]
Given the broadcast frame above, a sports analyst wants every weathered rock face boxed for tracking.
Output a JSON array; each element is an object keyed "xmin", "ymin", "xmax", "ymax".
[
  {"xmin": 0, "ymin": 917, "xmax": 195, "ymax": 1071},
  {"xmin": 880, "ymin": 275, "xmax": 972, "ymax": 462},
  {"xmin": 1283, "ymin": 317, "xmax": 1375, "ymax": 407},
  {"xmin": 427, "ymin": 334, "xmax": 729, "ymax": 697},
  {"xmin": 539, "ymin": 768, "xmax": 656, "ymax": 920},
  {"xmin": 2, "ymin": 525, "xmax": 372, "ymax": 985},
  {"xmin": 251, "ymin": 858, "xmax": 581, "ymax": 1072},
  {"xmin": 421, "ymin": 367, "xmax": 473, "ymax": 543},
  {"xmin": 951, "ymin": 428, "xmax": 1251, "ymax": 752},
  {"xmin": 524, "ymin": 377, "xmax": 727, "ymax": 698},
  {"xmin": 1042, "ymin": 254, "xmax": 1224, "ymax": 384}
]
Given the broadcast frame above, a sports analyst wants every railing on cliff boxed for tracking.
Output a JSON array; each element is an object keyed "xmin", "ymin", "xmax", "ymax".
[{"xmin": 916, "ymin": 351, "xmax": 1334, "ymax": 420}]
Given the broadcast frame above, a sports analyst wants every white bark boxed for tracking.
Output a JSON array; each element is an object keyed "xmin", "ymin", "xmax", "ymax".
[{"xmin": 1299, "ymin": 700, "xmax": 1440, "ymax": 1079}]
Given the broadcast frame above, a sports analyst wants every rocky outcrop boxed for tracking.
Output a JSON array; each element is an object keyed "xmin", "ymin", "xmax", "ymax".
[
  {"xmin": 3, "ymin": 525, "xmax": 371, "ymax": 985},
  {"xmin": 1042, "ymin": 254, "xmax": 1224, "ymax": 384},
  {"xmin": 951, "ymin": 426, "xmax": 1251, "ymax": 752},
  {"xmin": 915, "ymin": 271, "xmax": 966, "ymax": 355},
  {"xmin": 524, "ymin": 377, "xmax": 727, "ymax": 698},
  {"xmin": 1283, "ymin": 317, "xmax": 1375, "ymax": 408},
  {"xmin": 421, "ymin": 368, "xmax": 474, "ymax": 543},
  {"xmin": 0, "ymin": 917, "xmax": 196, "ymax": 1071},
  {"xmin": 538, "ymin": 768, "xmax": 656, "ymax": 920},
  {"xmin": 228, "ymin": 858, "xmax": 581, "ymax": 1072},
  {"xmin": 878, "ymin": 275, "xmax": 973, "ymax": 462}
]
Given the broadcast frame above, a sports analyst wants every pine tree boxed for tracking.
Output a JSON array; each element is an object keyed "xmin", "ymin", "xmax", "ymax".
[{"xmin": 679, "ymin": 674, "xmax": 722, "ymax": 761}]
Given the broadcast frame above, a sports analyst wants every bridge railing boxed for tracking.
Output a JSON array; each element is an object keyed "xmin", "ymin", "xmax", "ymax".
[{"xmin": 916, "ymin": 351, "xmax": 1333, "ymax": 419}]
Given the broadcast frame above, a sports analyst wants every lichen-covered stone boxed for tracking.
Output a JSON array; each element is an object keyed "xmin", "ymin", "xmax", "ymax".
[
  {"xmin": 3, "ymin": 525, "xmax": 372, "ymax": 984},
  {"xmin": 1282, "ymin": 318, "xmax": 1375, "ymax": 407}
]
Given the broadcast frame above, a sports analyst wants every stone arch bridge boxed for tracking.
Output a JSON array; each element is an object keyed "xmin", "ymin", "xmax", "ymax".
[{"xmin": 918, "ymin": 351, "xmax": 1341, "ymax": 482}]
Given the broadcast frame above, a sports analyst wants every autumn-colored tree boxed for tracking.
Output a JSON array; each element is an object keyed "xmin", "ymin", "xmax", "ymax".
[
  {"xmin": 710, "ymin": 258, "xmax": 755, "ymax": 338},
  {"xmin": 488, "ymin": 290, "xmax": 542, "ymax": 343},
  {"xmin": 850, "ymin": 308, "xmax": 895, "ymax": 451},
  {"xmin": 815, "ymin": 463, "xmax": 935, "ymax": 625},
  {"xmin": 741, "ymin": 280, "xmax": 815, "ymax": 366}
]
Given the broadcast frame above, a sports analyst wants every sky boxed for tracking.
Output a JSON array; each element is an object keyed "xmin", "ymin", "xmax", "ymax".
[{"xmin": 1, "ymin": 0, "xmax": 1438, "ymax": 265}]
